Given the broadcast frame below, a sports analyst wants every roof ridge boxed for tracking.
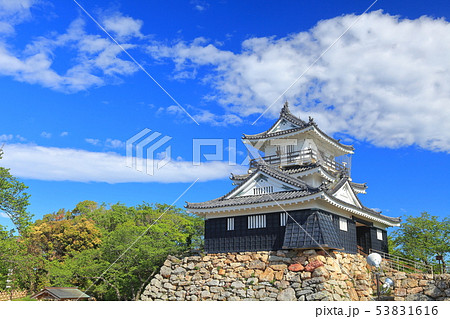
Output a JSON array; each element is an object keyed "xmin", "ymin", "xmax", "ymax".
[
  {"xmin": 186, "ymin": 189, "xmax": 321, "ymax": 209},
  {"xmin": 256, "ymin": 163, "xmax": 312, "ymax": 190}
]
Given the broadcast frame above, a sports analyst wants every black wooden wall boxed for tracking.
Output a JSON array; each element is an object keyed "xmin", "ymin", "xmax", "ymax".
[
  {"xmin": 369, "ymin": 228, "xmax": 388, "ymax": 253},
  {"xmin": 204, "ymin": 209, "xmax": 366, "ymax": 254},
  {"xmin": 332, "ymin": 215, "xmax": 358, "ymax": 254},
  {"xmin": 204, "ymin": 212, "xmax": 285, "ymax": 253}
]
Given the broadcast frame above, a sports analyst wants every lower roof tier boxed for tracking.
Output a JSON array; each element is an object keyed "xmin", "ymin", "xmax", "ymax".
[{"xmin": 186, "ymin": 190, "xmax": 400, "ymax": 228}]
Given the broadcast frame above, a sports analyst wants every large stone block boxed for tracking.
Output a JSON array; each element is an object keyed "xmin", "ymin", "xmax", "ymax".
[
  {"xmin": 405, "ymin": 293, "xmax": 433, "ymax": 301},
  {"xmin": 160, "ymin": 266, "xmax": 172, "ymax": 278},
  {"xmin": 276, "ymin": 288, "xmax": 296, "ymax": 301},
  {"xmin": 259, "ymin": 267, "xmax": 275, "ymax": 282},
  {"xmin": 305, "ymin": 260, "xmax": 324, "ymax": 272},
  {"xmin": 348, "ymin": 288, "xmax": 359, "ymax": 301},
  {"xmin": 395, "ymin": 288, "xmax": 407, "ymax": 297},
  {"xmin": 312, "ymin": 266, "xmax": 330, "ymax": 279},
  {"xmin": 236, "ymin": 254, "xmax": 252, "ymax": 262},
  {"xmin": 271, "ymin": 263, "xmax": 288, "ymax": 271},
  {"xmin": 402, "ymin": 278, "xmax": 418, "ymax": 288},
  {"xmin": 288, "ymin": 263, "xmax": 304, "ymax": 272},
  {"xmin": 268, "ymin": 255, "xmax": 291, "ymax": 263},
  {"xmin": 407, "ymin": 287, "xmax": 423, "ymax": 294},
  {"xmin": 274, "ymin": 271, "xmax": 284, "ymax": 281},
  {"xmin": 424, "ymin": 286, "xmax": 443, "ymax": 298},
  {"xmin": 231, "ymin": 281, "xmax": 245, "ymax": 289},
  {"xmin": 249, "ymin": 260, "xmax": 266, "ymax": 270}
]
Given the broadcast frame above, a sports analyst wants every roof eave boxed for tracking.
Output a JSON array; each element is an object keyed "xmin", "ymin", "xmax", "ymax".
[{"xmin": 321, "ymin": 193, "xmax": 401, "ymax": 227}]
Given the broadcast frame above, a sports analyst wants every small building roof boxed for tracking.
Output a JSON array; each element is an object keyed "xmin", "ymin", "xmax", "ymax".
[{"xmin": 31, "ymin": 287, "xmax": 90, "ymax": 300}]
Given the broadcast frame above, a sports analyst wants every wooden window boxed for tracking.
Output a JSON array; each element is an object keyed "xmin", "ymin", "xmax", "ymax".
[
  {"xmin": 227, "ymin": 218, "xmax": 234, "ymax": 231},
  {"xmin": 280, "ymin": 212, "xmax": 288, "ymax": 226},
  {"xmin": 253, "ymin": 186, "xmax": 273, "ymax": 195},
  {"xmin": 376, "ymin": 229, "xmax": 383, "ymax": 240},
  {"xmin": 339, "ymin": 217, "xmax": 348, "ymax": 231},
  {"xmin": 248, "ymin": 214, "xmax": 266, "ymax": 229}
]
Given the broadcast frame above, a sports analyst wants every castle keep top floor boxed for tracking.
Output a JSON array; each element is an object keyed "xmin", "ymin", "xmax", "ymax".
[{"xmin": 243, "ymin": 102, "xmax": 354, "ymax": 163}]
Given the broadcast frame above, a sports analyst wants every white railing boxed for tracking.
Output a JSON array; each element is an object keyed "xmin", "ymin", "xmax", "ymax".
[
  {"xmin": 369, "ymin": 248, "xmax": 434, "ymax": 275},
  {"xmin": 249, "ymin": 149, "xmax": 348, "ymax": 173}
]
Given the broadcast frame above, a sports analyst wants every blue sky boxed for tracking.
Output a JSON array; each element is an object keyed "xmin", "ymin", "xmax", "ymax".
[{"xmin": 1, "ymin": 0, "xmax": 449, "ymax": 229}]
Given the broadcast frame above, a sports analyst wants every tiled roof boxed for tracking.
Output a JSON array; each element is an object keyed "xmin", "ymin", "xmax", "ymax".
[
  {"xmin": 32, "ymin": 287, "xmax": 90, "ymax": 300},
  {"xmin": 242, "ymin": 102, "xmax": 309, "ymax": 140},
  {"xmin": 323, "ymin": 190, "xmax": 401, "ymax": 223},
  {"xmin": 230, "ymin": 173, "xmax": 250, "ymax": 181},
  {"xmin": 283, "ymin": 210, "xmax": 343, "ymax": 250},
  {"xmin": 242, "ymin": 102, "xmax": 354, "ymax": 152},
  {"xmin": 280, "ymin": 163, "xmax": 337, "ymax": 179},
  {"xmin": 187, "ymin": 163, "xmax": 318, "ymax": 209},
  {"xmin": 256, "ymin": 163, "xmax": 310, "ymax": 190},
  {"xmin": 185, "ymin": 189, "xmax": 320, "ymax": 209},
  {"xmin": 220, "ymin": 163, "xmax": 311, "ymax": 200},
  {"xmin": 242, "ymin": 125, "xmax": 310, "ymax": 140},
  {"xmin": 327, "ymin": 176, "xmax": 351, "ymax": 196},
  {"xmin": 350, "ymin": 182, "xmax": 368, "ymax": 190},
  {"xmin": 187, "ymin": 162, "xmax": 400, "ymax": 225}
]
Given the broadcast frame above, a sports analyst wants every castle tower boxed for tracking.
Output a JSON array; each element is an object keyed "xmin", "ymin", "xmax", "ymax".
[{"xmin": 186, "ymin": 102, "xmax": 400, "ymax": 254}]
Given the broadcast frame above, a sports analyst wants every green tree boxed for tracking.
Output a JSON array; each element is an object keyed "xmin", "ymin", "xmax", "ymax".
[
  {"xmin": 0, "ymin": 149, "xmax": 32, "ymax": 235},
  {"xmin": 0, "ymin": 227, "xmax": 46, "ymax": 292},
  {"xmin": 29, "ymin": 213, "xmax": 102, "ymax": 261},
  {"xmin": 390, "ymin": 212, "xmax": 450, "ymax": 268},
  {"xmin": 39, "ymin": 201, "xmax": 204, "ymax": 300},
  {"xmin": 0, "ymin": 149, "xmax": 41, "ymax": 293}
]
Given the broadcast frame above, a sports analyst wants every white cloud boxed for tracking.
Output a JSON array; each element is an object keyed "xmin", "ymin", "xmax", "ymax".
[
  {"xmin": 0, "ymin": 0, "xmax": 36, "ymax": 23},
  {"xmin": 0, "ymin": 134, "xmax": 13, "ymax": 142},
  {"xmin": 0, "ymin": 0, "xmax": 35, "ymax": 14},
  {"xmin": 60, "ymin": 131, "xmax": 68, "ymax": 137},
  {"xmin": 147, "ymin": 11, "xmax": 450, "ymax": 152},
  {"xmin": 85, "ymin": 138, "xmax": 100, "ymax": 146},
  {"xmin": 101, "ymin": 12, "xmax": 143, "ymax": 40},
  {"xmin": 191, "ymin": 0, "xmax": 209, "ymax": 12},
  {"xmin": 85, "ymin": 137, "xmax": 124, "ymax": 149},
  {"xmin": 158, "ymin": 104, "xmax": 243, "ymax": 126},
  {"xmin": 105, "ymin": 138, "xmax": 124, "ymax": 149},
  {"xmin": 0, "ymin": 134, "xmax": 26, "ymax": 142},
  {"xmin": 0, "ymin": 212, "xmax": 9, "ymax": 218},
  {"xmin": 0, "ymin": 143, "xmax": 245, "ymax": 183},
  {"xmin": 40, "ymin": 131, "xmax": 51, "ymax": 138},
  {"xmin": 0, "ymin": 5, "xmax": 140, "ymax": 92}
]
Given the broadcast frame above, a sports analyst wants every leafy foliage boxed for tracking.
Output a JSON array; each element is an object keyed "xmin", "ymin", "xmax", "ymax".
[
  {"xmin": 29, "ymin": 213, "xmax": 102, "ymax": 261},
  {"xmin": 1, "ymin": 200, "xmax": 203, "ymax": 300},
  {"xmin": 389, "ymin": 212, "xmax": 450, "ymax": 268},
  {"xmin": 0, "ymin": 149, "xmax": 32, "ymax": 235}
]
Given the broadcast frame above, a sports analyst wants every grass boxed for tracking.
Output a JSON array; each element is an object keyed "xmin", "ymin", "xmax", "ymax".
[{"xmin": 13, "ymin": 296, "xmax": 36, "ymax": 301}]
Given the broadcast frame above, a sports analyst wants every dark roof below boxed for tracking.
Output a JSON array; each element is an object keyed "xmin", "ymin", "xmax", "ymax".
[
  {"xmin": 32, "ymin": 287, "xmax": 90, "ymax": 300},
  {"xmin": 186, "ymin": 189, "xmax": 320, "ymax": 210},
  {"xmin": 283, "ymin": 210, "xmax": 343, "ymax": 250}
]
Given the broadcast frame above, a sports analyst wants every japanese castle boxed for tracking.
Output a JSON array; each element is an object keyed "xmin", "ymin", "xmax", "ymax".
[{"xmin": 186, "ymin": 103, "xmax": 400, "ymax": 254}]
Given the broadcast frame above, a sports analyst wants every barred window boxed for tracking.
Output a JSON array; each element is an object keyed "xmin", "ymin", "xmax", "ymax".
[
  {"xmin": 280, "ymin": 212, "xmax": 288, "ymax": 226},
  {"xmin": 253, "ymin": 186, "xmax": 273, "ymax": 195},
  {"xmin": 227, "ymin": 218, "xmax": 234, "ymax": 231},
  {"xmin": 287, "ymin": 144, "xmax": 295, "ymax": 154},
  {"xmin": 339, "ymin": 217, "xmax": 348, "ymax": 231},
  {"xmin": 248, "ymin": 214, "xmax": 266, "ymax": 229},
  {"xmin": 377, "ymin": 229, "xmax": 383, "ymax": 241}
]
